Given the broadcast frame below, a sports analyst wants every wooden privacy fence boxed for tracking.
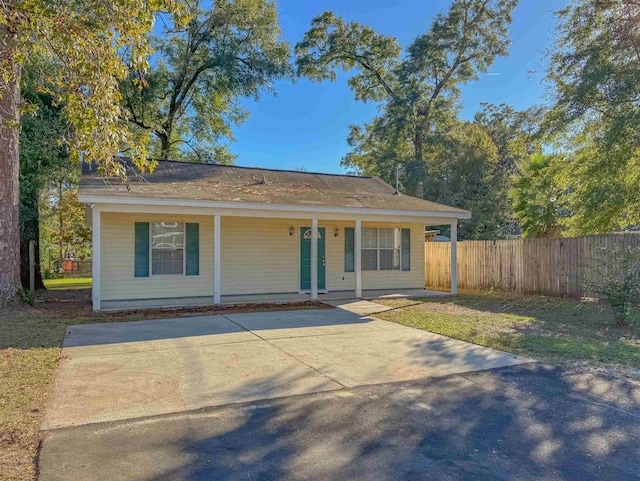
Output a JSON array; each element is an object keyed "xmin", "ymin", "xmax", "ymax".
[{"xmin": 425, "ymin": 234, "xmax": 640, "ymax": 298}]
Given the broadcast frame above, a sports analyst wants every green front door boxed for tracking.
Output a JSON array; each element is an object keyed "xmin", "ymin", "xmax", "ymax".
[{"xmin": 300, "ymin": 227, "xmax": 326, "ymax": 291}]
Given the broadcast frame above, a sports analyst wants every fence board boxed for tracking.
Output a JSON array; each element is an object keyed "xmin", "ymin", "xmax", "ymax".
[{"xmin": 425, "ymin": 234, "xmax": 640, "ymax": 298}]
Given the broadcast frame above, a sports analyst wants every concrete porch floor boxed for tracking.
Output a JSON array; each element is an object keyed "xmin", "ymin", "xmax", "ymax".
[{"xmin": 221, "ymin": 288, "xmax": 449, "ymax": 305}]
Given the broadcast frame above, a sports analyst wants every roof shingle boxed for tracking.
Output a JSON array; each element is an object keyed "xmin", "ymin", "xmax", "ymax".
[{"xmin": 79, "ymin": 160, "xmax": 469, "ymax": 215}]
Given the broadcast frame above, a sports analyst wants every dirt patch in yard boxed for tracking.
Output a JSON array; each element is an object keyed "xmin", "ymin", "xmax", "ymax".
[{"xmin": 0, "ymin": 298, "xmax": 332, "ymax": 481}]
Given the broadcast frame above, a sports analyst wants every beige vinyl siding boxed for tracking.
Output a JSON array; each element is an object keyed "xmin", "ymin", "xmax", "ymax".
[
  {"xmin": 100, "ymin": 212, "xmax": 214, "ymax": 301},
  {"xmin": 221, "ymin": 220, "xmax": 424, "ymax": 294},
  {"xmin": 221, "ymin": 217, "xmax": 299, "ymax": 295},
  {"xmin": 99, "ymin": 213, "xmax": 425, "ymax": 303},
  {"xmin": 325, "ymin": 222, "xmax": 425, "ymax": 291}
]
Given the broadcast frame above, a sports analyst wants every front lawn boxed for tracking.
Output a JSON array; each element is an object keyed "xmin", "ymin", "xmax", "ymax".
[
  {"xmin": 374, "ymin": 294, "xmax": 640, "ymax": 376},
  {"xmin": 43, "ymin": 277, "xmax": 92, "ymax": 290},
  {"xmin": 0, "ymin": 299, "xmax": 329, "ymax": 481}
]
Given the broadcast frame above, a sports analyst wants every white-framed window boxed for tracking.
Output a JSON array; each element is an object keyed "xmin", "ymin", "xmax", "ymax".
[
  {"xmin": 151, "ymin": 222, "xmax": 184, "ymax": 275},
  {"xmin": 362, "ymin": 227, "xmax": 401, "ymax": 271}
]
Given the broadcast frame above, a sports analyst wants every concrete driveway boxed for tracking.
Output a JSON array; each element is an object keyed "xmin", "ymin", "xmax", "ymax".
[
  {"xmin": 39, "ymin": 302, "xmax": 640, "ymax": 481},
  {"xmin": 42, "ymin": 302, "xmax": 531, "ymax": 429}
]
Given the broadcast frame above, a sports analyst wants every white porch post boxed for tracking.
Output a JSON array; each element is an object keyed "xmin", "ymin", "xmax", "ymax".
[
  {"xmin": 355, "ymin": 219, "xmax": 362, "ymax": 298},
  {"xmin": 450, "ymin": 220, "xmax": 458, "ymax": 295},
  {"xmin": 91, "ymin": 205, "xmax": 101, "ymax": 311},
  {"xmin": 214, "ymin": 214, "xmax": 221, "ymax": 304},
  {"xmin": 311, "ymin": 218, "xmax": 318, "ymax": 300}
]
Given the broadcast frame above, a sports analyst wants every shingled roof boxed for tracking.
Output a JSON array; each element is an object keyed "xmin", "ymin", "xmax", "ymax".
[{"xmin": 79, "ymin": 160, "xmax": 469, "ymax": 215}]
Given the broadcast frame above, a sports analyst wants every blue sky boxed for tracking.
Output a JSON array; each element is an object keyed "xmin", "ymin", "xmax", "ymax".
[{"xmin": 232, "ymin": 0, "xmax": 563, "ymax": 173}]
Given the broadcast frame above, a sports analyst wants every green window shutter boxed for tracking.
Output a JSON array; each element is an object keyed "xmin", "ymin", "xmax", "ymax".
[
  {"xmin": 134, "ymin": 222, "xmax": 150, "ymax": 277},
  {"xmin": 401, "ymin": 228, "xmax": 411, "ymax": 271},
  {"xmin": 185, "ymin": 223, "xmax": 200, "ymax": 276},
  {"xmin": 344, "ymin": 227, "xmax": 354, "ymax": 272}
]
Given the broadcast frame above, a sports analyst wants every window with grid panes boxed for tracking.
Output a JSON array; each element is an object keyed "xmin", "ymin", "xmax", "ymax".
[
  {"xmin": 151, "ymin": 222, "xmax": 184, "ymax": 275},
  {"xmin": 361, "ymin": 228, "xmax": 401, "ymax": 271}
]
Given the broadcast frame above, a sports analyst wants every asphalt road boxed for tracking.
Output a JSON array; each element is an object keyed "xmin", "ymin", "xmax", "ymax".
[{"xmin": 39, "ymin": 363, "xmax": 640, "ymax": 481}]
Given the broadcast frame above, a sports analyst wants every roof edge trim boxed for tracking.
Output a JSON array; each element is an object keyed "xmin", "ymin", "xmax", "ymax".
[{"xmin": 79, "ymin": 194, "xmax": 472, "ymax": 220}]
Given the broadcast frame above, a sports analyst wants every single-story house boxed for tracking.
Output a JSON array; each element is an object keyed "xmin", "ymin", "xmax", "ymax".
[{"xmin": 78, "ymin": 160, "xmax": 470, "ymax": 311}]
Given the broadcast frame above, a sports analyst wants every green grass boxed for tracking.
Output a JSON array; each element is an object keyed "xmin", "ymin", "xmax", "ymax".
[
  {"xmin": 43, "ymin": 277, "xmax": 92, "ymax": 290},
  {"xmin": 374, "ymin": 294, "xmax": 640, "ymax": 369}
]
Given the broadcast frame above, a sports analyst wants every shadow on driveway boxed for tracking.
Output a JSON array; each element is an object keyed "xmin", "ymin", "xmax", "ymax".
[{"xmin": 39, "ymin": 363, "xmax": 640, "ymax": 481}]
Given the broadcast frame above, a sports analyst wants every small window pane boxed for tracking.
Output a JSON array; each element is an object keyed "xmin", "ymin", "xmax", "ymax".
[
  {"xmin": 152, "ymin": 222, "xmax": 184, "ymax": 249},
  {"xmin": 362, "ymin": 250, "xmax": 378, "ymax": 270},
  {"xmin": 152, "ymin": 249, "xmax": 184, "ymax": 275},
  {"xmin": 362, "ymin": 228, "xmax": 378, "ymax": 249},
  {"xmin": 151, "ymin": 222, "xmax": 184, "ymax": 275},
  {"xmin": 379, "ymin": 228, "xmax": 400, "ymax": 248},
  {"xmin": 380, "ymin": 249, "xmax": 400, "ymax": 270}
]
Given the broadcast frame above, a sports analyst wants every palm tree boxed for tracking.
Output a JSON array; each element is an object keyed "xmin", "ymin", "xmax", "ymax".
[{"xmin": 510, "ymin": 154, "xmax": 565, "ymax": 238}]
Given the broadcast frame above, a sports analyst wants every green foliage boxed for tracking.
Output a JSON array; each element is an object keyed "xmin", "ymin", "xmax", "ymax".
[
  {"xmin": 19, "ymin": 59, "xmax": 69, "ymax": 240},
  {"xmin": 296, "ymin": 0, "xmax": 517, "ymax": 190},
  {"xmin": 20, "ymin": 59, "xmax": 92, "ymax": 279},
  {"xmin": 19, "ymin": 57, "xmax": 75, "ymax": 288},
  {"xmin": 17, "ymin": 288, "xmax": 35, "ymax": 306},
  {"xmin": 581, "ymin": 246, "xmax": 640, "ymax": 327},
  {"xmin": 1, "ymin": 0, "xmax": 188, "ymax": 176},
  {"xmin": 20, "ymin": 59, "xmax": 91, "ymax": 280},
  {"xmin": 41, "ymin": 187, "xmax": 92, "ymax": 261},
  {"xmin": 425, "ymin": 121, "xmax": 512, "ymax": 239},
  {"xmin": 295, "ymin": 11, "xmax": 401, "ymax": 102},
  {"xmin": 474, "ymin": 103, "xmax": 545, "ymax": 174},
  {"xmin": 122, "ymin": 0, "xmax": 291, "ymax": 162},
  {"xmin": 545, "ymin": 0, "xmax": 640, "ymax": 233},
  {"xmin": 510, "ymin": 155, "xmax": 567, "ymax": 238}
]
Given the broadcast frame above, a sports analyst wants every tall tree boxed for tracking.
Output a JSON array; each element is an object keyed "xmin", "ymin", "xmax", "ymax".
[
  {"xmin": 19, "ymin": 59, "xmax": 72, "ymax": 289},
  {"xmin": 510, "ymin": 154, "xmax": 567, "ymax": 238},
  {"xmin": 122, "ymin": 0, "xmax": 291, "ymax": 162},
  {"xmin": 296, "ymin": 0, "xmax": 517, "ymax": 196},
  {"xmin": 0, "ymin": 0, "xmax": 184, "ymax": 303},
  {"xmin": 545, "ymin": 0, "xmax": 640, "ymax": 233}
]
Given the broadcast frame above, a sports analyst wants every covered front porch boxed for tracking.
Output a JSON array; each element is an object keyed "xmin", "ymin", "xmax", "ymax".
[
  {"xmin": 92, "ymin": 211, "xmax": 461, "ymax": 310},
  {"xmin": 88, "ymin": 206, "xmax": 463, "ymax": 311}
]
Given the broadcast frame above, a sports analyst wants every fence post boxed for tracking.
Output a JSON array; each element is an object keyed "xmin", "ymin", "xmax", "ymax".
[
  {"xmin": 450, "ymin": 221, "xmax": 458, "ymax": 294},
  {"xmin": 29, "ymin": 240, "xmax": 35, "ymax": 293}
]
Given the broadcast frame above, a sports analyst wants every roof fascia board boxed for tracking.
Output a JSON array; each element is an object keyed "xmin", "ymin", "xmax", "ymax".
[
  {"xmin": 78, "ymin": 194, "xmax": 472, "ymax": 220},
  {"xmin": 87, "ymin": 202, "xmax": 463, "ymax": 224}
]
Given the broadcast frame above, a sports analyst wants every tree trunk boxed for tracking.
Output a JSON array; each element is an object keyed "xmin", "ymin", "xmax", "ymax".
[
  {"xmin": 408, "ymin": 128, "xmax": 426, "ymax": 199},
  {"xmin": 0, "ymin": 24, "xmax": 21, "ymax": 304},
  {"xmin": 157, "ymin": 125, "xmax": 172, "ymax": 160}
]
